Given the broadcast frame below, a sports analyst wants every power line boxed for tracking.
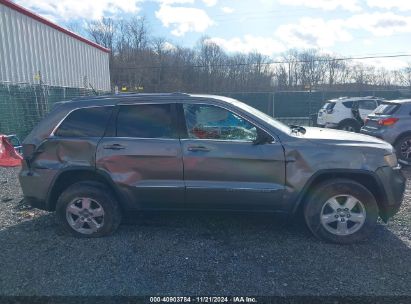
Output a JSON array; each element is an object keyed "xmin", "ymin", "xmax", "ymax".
[{"xmin": 111, "ymin": 53, "xmax": 411, "ymax": 70}]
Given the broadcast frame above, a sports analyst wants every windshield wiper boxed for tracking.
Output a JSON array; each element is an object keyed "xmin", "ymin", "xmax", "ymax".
[{"xmin": 290, "ymin": 125, "xmax": 306, "ymax": 134}]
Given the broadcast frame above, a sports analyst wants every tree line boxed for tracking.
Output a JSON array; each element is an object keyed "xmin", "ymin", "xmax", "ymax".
[{"xmin": 82, "ymin": 17, "xmax": 411, "ymax": 93}]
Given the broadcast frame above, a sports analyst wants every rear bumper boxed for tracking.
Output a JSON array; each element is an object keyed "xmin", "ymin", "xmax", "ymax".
[
  {"xmin": 23, "ymin": 196, "xmax": 48, "ymax": 211},
  {"xmin": 360, "ymin": 127, "xmax": 396, "ymax": 144},
  {"xmin": 19, "ymin": 168, "xmax": 57, "ymax": 211},
  {"xmin": 375, "ymin": 166, "xmax": 406, "ymax": 221}
]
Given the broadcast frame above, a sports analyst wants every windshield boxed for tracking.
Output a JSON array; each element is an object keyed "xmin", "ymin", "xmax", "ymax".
[
  {"xmin": 374, "ymin": 102, "xmax": 400, "ymax": 115},
  {"xmin": 322, "ymin": 102, "xmax": 336, "ymax": 110},
  {"xmin": 222, "ymin": 97, "xmax": 291, "ymax": 134}
]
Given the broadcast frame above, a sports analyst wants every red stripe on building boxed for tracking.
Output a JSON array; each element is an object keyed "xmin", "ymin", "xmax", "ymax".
[{"xmin": 0, "ymin": 0, "xmax": 110, "ymax": 53}]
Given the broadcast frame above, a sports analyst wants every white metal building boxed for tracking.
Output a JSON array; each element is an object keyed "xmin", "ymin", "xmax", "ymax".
[{"xmin": 0, "ymin": 0, "xmax": 110, "ymax": 91}]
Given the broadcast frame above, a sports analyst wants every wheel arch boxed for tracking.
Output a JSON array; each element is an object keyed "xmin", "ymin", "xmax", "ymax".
[
  {"xmin": 292, "ymin": 169, "xmax": 386, "ymax": 218},
  {"xmin": 46, "ymin": 167, "xmax": 126, "ymax": 211},
  {"xmin": 393, "ymin": 131, "xmax": 411, "ymax": 147}
]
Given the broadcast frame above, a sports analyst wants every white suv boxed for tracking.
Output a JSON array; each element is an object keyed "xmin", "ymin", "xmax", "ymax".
[{"xmin": 317, "ymin": 97, "xmax": 382, "ymax": 132}]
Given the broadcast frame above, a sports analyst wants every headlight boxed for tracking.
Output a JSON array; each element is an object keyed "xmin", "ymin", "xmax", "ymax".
[{"xmin": 384, "ymin": 153, "xmax": 398, "ymax": 167}]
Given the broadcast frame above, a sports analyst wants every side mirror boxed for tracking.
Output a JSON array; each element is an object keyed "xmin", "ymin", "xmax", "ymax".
[{"xmin": 253, "ymin": 129, "xmax": 273, "ymax": 145}]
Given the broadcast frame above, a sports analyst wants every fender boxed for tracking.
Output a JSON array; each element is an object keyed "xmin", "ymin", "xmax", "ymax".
[
  {"xmin": 393, "ymin": 131, "xmax": 411, "ymax": 147},
  {"xmin": 45, "ymin": 166, "xmax": 130, "ymax": 211},
  {"xmin": 290, "ymin": 168, "xmax": 386, "ymax": 214}
]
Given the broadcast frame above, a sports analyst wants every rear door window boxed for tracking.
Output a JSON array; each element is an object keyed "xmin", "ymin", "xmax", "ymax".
[
  {"xmin": 374, "ymin": 102, "xmax": 400, "ymax": 115},
  {"xmin": 54, "ymin": 106, "xmax": 113, "ymax": 137},
  {"xmin": 116, "ymin": 104, "xmax": 175, "ymax": 138},
  {"xmin": 342, "ymin": 101, "xmax": 353, "ymax": 108},
  {"xmin": 359, "ymin": 100, "xmax": 378, "ymax": 110}
]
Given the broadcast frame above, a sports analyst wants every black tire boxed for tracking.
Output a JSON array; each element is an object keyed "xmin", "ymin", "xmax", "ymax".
[
  {"xmin": 338, "ymin": 120, "xmax": 360, "ymax": 133},
  {"xmin": 394, "ymin": 135, "xmax": 411, "ymax": 166},
  {"xmin": 304, "ymin": 179, "xmax": 378, "ymax": 244},
  {"xmin": 56, "ymin": 181, "xmax": 122, "ymax": 238}
]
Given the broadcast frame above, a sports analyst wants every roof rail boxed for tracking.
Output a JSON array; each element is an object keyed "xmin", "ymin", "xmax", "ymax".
[
  {"xmin": 70, "ymin": 92, "xmax": 191, "ymax": 101},
  {"xmin": 171, "ymin": 92, "xmax": 190, "ymax": 96}
]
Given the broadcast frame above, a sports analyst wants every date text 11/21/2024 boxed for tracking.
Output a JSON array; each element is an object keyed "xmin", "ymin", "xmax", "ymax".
[{"xmin": 149, "ymin": 296, "xmax": 258, "ymax": 303}]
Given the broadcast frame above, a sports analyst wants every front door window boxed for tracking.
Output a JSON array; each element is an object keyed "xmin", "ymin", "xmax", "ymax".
[{"xmin": 183, "ymin": 104, "xmax": 257, "ymax": 141}]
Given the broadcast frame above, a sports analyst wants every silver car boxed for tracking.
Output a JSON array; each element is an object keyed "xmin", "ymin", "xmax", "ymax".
[{"xmin": 361, "ymin": 99, "xmax": 411, "ymax": 165}]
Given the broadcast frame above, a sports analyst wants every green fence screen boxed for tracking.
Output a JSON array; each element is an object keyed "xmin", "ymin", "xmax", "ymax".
[
  {"xmin": 0, "ymin": 83, "xmax": 104, "ymax": 139},
  {"xmin": 0, "ymin": 83, "xmax": 408, "ymax": 140}
]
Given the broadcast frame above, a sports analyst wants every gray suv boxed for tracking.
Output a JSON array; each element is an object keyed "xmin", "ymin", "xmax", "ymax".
[
  {"xmin": 19, "ymin": 93, "xmax": 405, "ymax": 244},
  {"xmin": 361, "ymin": 99, "xmax": 411, "ymax": 165}
]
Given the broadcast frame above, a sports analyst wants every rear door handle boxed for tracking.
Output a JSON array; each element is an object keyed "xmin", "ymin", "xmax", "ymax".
[
  {"xmin": 103, "ymin": 144, "xmax": 125, "ymax": 150},
  {"xmin": 187, "ymin": 145, "xmax": 211, "ymax": 152}
]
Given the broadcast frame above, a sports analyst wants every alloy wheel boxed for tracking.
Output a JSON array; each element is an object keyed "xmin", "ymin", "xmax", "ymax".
[
  {"xmin": 400, "ymin": 138, "xmax": 411, "ymax": 160},
  {"xmin": 320, "ymin": 194, "xmax": 366, "ymax": 236},
  {"xmin": 66, "ymin": 197, "xmax": 105, "ymax": 234}
]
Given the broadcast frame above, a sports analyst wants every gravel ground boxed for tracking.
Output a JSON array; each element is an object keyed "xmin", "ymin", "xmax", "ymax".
[{"xmin": 0, "ymin": 166, "xmax": 410, "ymax": 296}]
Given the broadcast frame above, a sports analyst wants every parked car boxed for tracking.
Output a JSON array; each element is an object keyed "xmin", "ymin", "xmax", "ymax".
[
  {"xmin": 317, "ymin": 97, "xmax": 383, "ymax": 132},
  {"xmin": 19, "ymin": 93, "xmax": 405, "ymax": 243},
  {"xmin": 361, "ymin": 99, "xmax": 411, "ymax": 165},
  {"xmin": 5, "ymin": 134, "xmax": 22, "ymax": 154}
]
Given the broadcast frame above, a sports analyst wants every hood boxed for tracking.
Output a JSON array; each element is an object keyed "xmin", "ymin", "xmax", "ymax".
[{"xmin": 300, "ymin": 127, "xmax": 393, "ymax": 152}]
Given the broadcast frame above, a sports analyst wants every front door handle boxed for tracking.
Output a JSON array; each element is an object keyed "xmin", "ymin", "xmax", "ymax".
[
  {"xmin": 187, "ymin": 145, "xmax": 211, "ymax": 152},
  {"xmin": 103, "ymin": 144, "xmax": 125, "ymax": 150}
]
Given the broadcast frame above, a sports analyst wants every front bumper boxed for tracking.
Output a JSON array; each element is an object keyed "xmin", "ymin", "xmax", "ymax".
[{"xmin": 375, "ymin": 166, "xmax": 406, "ymax": 221}]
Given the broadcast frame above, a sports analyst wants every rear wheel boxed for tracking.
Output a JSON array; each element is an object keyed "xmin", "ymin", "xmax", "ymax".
[
  {"xmin": 394, "ymin": 135, "xmax": 411, "ymax": 166},
  {"xmin": 56, "ymin": 182, "xmax": 122, "ymax": 237},
  {"xmin": 304, "ymin": 179, "xmax": 378, "ymax": 244},
  {"xmin": 338, "ymin": 120, "xmax": 360, "ymax": 132}
]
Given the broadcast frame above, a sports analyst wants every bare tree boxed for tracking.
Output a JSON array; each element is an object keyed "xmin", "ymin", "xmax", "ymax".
[
  {"xmin": 128, "ymin": 16, "xmax": 150, "ymax": 51},
  {"xmin": 83, "ymin": 17, "xmax": 411, "ymax": 93},
  {"xmin": 86, "ymin": 17, "xmax": 116, "ymax": 50}
]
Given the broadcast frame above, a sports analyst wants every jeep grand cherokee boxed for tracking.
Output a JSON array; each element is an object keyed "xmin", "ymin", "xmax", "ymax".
[{"xmin": 19, "ymin": 93, "xmax": 405, "ymax": 243}]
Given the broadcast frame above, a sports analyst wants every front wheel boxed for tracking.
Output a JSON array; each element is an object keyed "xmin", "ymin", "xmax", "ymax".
[{"xmin": 304, "ymin": 179, "xmax": 378, "ymax": 244}]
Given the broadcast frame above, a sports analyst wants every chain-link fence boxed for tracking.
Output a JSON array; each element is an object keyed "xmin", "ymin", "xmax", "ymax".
[
  {"xmin": 0, "ymin": 83, "xmax": 104, "ymax": 139},
  {"xmin": 1, "ymin": 84, "xmax": 409, "ymax": 140},
  {"xmin": 221, "ymin": 89, "xmax": 408, "ymax": 126}
]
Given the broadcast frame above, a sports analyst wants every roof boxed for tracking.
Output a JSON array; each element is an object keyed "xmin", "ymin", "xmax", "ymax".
[
  {"xmin": 382, "ymin": 99, "xmax": 411, "ymax": 104},
  {"xmin": 0, "ymin": 0, "xmax": 110, "ymax": 53},
  {"xmin": 328, "ymin": 96, "xmax": 384, "ymax": 102}
]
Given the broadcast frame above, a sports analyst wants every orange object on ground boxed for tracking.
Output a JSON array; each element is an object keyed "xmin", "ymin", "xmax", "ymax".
[{"xmin": 0, "ymin": 135, "xmax": 23, "ymax": 167}]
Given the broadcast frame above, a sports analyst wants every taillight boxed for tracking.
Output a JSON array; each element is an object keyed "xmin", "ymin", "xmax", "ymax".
[
  {"xmin": 364, "ymin": 118, "xmax": 369, "ymax": 124},
  {"xmin": 378, "ymin": 117, "xmax": 399, "ymax": 126}
]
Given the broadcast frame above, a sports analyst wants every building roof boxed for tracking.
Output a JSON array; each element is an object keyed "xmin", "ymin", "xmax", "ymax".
[{"xmin": 0, "ymin": 0, "xmax": 110, "ymax": 53}]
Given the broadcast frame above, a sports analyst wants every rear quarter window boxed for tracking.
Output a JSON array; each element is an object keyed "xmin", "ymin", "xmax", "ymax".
[
  {"xmin": 54, "ymin": 107, "xmax": 113, "ymax": 137},
  {"xmin": 374, "ymin": 103, "xmax": 400, "ymax": 115}
]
